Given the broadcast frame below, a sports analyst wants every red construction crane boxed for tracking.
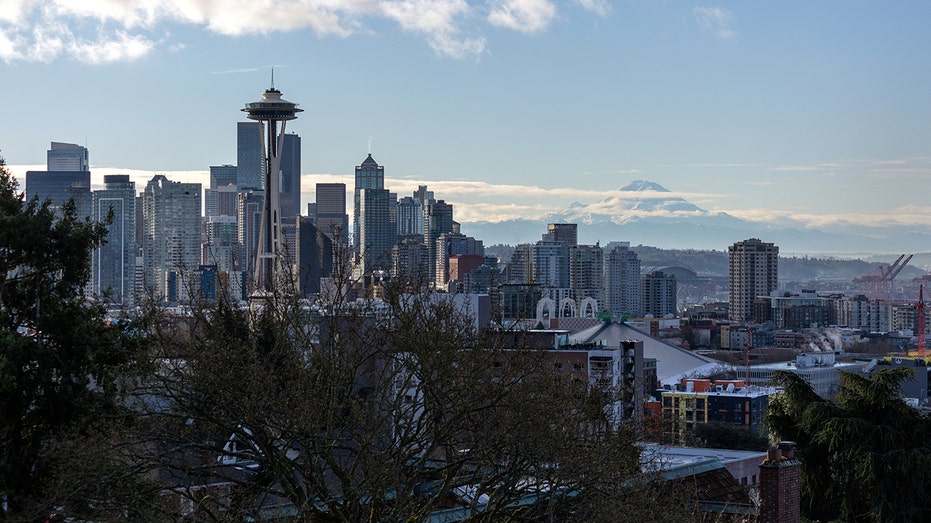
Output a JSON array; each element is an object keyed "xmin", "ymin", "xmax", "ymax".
[{"xmin": 853, "ymin": 254, "xmax": 913, "ymax": 297}]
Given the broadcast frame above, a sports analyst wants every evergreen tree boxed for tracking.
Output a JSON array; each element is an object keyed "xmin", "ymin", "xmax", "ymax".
[
  {"xmin": 767, "ymin": 368, "xmax": 931, "ymax": 522},
  {"xmin": 0, "ymin": 157, "xmax": 155, "ymax": 519}
]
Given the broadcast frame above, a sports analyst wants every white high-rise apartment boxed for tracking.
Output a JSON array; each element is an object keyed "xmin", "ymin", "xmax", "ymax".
[
  {"xmin": 142, "ymin": 175, "xmax": 202, "ymax": 300},
  {"xmin": 605, "ymin": 243, "xmax": 641, "ymax": 319},
  {"xmin": 728, "ymin": 238, "xmax": 779, "ymax": 322}
]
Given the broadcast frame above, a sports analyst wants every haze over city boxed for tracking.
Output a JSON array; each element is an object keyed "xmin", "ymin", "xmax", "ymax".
[{"xmin": 3, "ymin": 1, "xmax": 931, "ymax": 250}]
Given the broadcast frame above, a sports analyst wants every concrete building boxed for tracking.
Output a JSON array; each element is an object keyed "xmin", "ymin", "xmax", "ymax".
[
  {"xmin": 659, "ymin": 379, "xmax": 774, "ymax": 446},
  {"xmin": 728, "ymin": 238, "xmax": 779, "ymax": 322},
  {"xmin": 748, "ymin": 352, "xmax": 868, "ymax": 398},
  {"xmin": 435, "ymin": 232, "xmax": 483, "ymax": 287},
  {"xmin": 238, "ymin": 188, "xmax": 264, "ymax": 282},
  {"xmin": 92, "ymin": 175, "xmax": 136, "ymax": 304},
  {"xmin": 641, "ymin": 270, "xmax": 677, "ymax": 317},
  {"xmin": 142, "ymin": 175, "xmax": 202, "ymax": 300},
  {"xmin": 605, "ymin": 243, "xmax": 641, "ymax": 319},
  {"xmin": 203, "ymin": 215, "xmax": 239, "ymax": 272},
  {"xmin": 570, "ymin": 244, "xmax": 604, "ymax": 311}
]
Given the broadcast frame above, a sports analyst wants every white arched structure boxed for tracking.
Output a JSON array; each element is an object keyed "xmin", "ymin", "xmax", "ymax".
[
  {"xmin": 579, "ymin": 297, "xmax": 599, "ymax": 318},
  {"xmin": 559, "ymin": 298, "xmax": 578, "ymax": 318},
  {"xmin": 536, "ymin": 297, "xmax": 557, "ymax": 322}
]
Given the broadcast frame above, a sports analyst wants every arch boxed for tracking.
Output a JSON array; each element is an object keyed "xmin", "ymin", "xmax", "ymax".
[
  {"xmin": 536, "ymin": 297, "xmax": 557, "ymax": 322},
  {"xmin": 580, "ymin": 297, "xmax": 599, "ymax": 318},
  {"xmin": 559, "ymin": 297, "xmax": 577, "ymax": 318}
]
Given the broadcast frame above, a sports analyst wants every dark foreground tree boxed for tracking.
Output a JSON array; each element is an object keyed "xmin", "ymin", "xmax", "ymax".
[
  {"xmin": 136, "ymin": 275, "xmax": 694, "ymax": 521},
  {"xmin": 0, "ymin": 158, "xmax": 157, "ymax": 520},
  {"xmin": 766, "ymin": 368, "xmax": 931, "ymax": 522}
]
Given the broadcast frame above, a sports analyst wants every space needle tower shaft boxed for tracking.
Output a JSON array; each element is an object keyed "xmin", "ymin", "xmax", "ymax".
[{"xmin": 242, "ymin": 72, "xmax": 302, "ymax": 295}]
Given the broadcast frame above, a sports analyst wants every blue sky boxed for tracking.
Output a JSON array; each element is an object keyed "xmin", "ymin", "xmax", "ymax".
[{"xmin": 2, "ymin": 1, "xmax": 931, "ymax": 241}]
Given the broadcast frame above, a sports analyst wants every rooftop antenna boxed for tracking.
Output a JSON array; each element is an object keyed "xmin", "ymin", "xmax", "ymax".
[
  {"xmin": 368, "ymin": 137, "xmax": 373, "ymax": 155},
  {"xmin": 270, "ymin": 68, "xmax": 275, "ymax": 90}
]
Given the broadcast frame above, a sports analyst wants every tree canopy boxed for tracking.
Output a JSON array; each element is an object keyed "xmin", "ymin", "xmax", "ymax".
[
  {"xmin": 0, "ymin": 158, "xmax": 154, "ymax": 519},
  {"xmin": 766, "ymin": 368, "xmax": 931, "ymax": 522}
]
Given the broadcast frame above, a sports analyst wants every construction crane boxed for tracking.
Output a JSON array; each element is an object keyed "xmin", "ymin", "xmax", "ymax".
[
  {"xmin": 853, "ymin": 254, "xmax": 913, "ymax": 297},
  {"xmin": 919, "ymin": 285, "xmax": 926, "ymax": 357}
]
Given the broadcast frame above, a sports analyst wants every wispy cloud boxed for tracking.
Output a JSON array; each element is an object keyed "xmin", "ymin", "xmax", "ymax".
[
  {"xmin": 692, "ymin": 6, "xmax": 736, "ymax": 40},
  {"xmin": 574, "ymin": 0, "xmax": 612, "ymax": 18},
  {"xmin": 487, "ymin": 0, "xmax": 558, "ymax": 33},
  {"xmin": 0, "ymin": 0, "xmax": 609, "ymax": 63}
]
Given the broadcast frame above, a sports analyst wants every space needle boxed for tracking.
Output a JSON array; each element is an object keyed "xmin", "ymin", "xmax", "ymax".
[{"xmin": 242, "ymin": 72, "xmax": 302, "ymax": 296}]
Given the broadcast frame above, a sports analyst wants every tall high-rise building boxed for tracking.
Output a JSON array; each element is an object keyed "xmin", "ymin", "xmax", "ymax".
[
  {"xmin": 92, "ymin": 175, "xmax": 135, "ymax": 304},
  {"xmin": 570, "ymin": 243, "xmax": 604, "ymax": 310},
  {"xmin": 424, "ymin": 199, "xmax": 454, "ymax": 284},
  {"xmin": 142, "ymin": 175, "xmax": 202, "ymax": 300},
  {"xmin": 641, "ymin": 270, "xmax": 677, "ymax": 317},
  {"xmin": 295, "ymin": 216, "xmax": 333, "ymax": 297},
  {"xmin": 353, "ymin": 154, "xmax": 384, "ymax": 253},
  {"xmin": 26, "ymin": 142, "xmax": 91, "ymax": 219},
  {"xmin": 434, "ymin": 232, "xmax": 483, "ymax": 287},
  {"xmin": 46, "ymin": 142, "xmax": 89, "ymax": 171},
  {"xmin": 531, "ymin": 234, "xmax": 570, "ymax": 289},
  {"xmin": 279, "ymin": 133, "xmax": 301, "ymax": 223},
  {"xmin": 357, "ymin": 187, "xmax": 394, "ymax": 275},
  {"xmin": 237, "ymin": 122, "xmax": 264, "ymax": 190},
  {"xmin": 315, "ymin": 182, "xmax": 348, "ymax": 245},
  {"xmin": 210, "ymin": 164, "xmax": 238, "ymax": 188},
  {"xmin": 206, "ymin": 164, "xmax": 238, "ymax": 218},
  {"xmin": 728, "ymin": 238, "xmax": 779, "ymax": 322},
  {"xmin": 238, "ymin": 189, "xmax": 264, "ymax": 279},
  {"xmin": 605, "ymin": 243, "xmax": 641, "ymax": 319},
  {"xmin": 548, "ymin": 223, "xmax": 578, "ymax": 248},
  {"xmin": 203, "ymin": 215, "xmax": 239, "ymax": 272}
]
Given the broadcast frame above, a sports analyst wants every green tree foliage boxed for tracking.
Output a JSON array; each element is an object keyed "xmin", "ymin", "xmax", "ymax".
[
  {"xmin": 0, "ymin": 158, "xmax": 156, "ymax": 520},
  {"xmin": 766, "ymin": 368, "xmax": 931, "ymax": 522}
]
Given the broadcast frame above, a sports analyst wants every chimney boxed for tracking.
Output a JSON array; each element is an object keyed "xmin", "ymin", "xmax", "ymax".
[{"xmin": 758, "ymin": 441, "xmax": 801, "ymax": 523}]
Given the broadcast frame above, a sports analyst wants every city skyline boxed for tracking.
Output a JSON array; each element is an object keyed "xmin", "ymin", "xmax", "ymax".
[{"xmin": 2, "ymin": 2, "xmax": 931, "ymax": 248}]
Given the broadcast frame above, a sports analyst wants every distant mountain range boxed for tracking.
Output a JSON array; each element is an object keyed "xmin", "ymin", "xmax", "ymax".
[{"xmin": 459, "ymin": 180, "xmax": 930, "ymax": 255}]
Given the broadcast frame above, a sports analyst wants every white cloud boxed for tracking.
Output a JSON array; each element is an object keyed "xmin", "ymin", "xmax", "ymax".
[
  {"xmin": 487, "ymin": 0, "xmax": 557, "ymax": 33},
  {"xmin": 69, "ymin": 30, "xmax": 155, "ymax": 63},
  {"xmin": 0, "ymin": 0, "xmax": 608, "ymax": 63},
  {"xmin": 692, "ymin": 6, "xmax": 735, "ymax": 40}
]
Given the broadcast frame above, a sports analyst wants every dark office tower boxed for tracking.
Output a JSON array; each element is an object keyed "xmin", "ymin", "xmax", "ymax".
[
  {"xmin": 358, "ymin": 187, "xmax": 394, "ymax": 275},
  {"xmin": 25, "ymin": 170, "xmax": 91, "ymax": 219},
  {"xmin": 548, "ymin": 223, "xmax": 578, "ymax": 248},
  {"xmin": 237, "ymin": 121, "xmax": 264, "ymax": 190},
  {"xmin": 238, "ymin": 188, "xmax": 265, "ymax": 281},
  {"xmin": 142, "ymin": 175, "xmax": 201, "ymax": 300},
  {"xmin": 210, "ymin": 164, "xmax": 238, "ymax": 188},
  {"xmin": 315, "ymin": 182, "xmax": 349, "ymax": 245},
  {"xmin": 424, "ymin": 199, "xmax": 454, "ymax": 284},
  {"xmin": 26, "ymin": 142, "xmax": 91, "ymax": 219},
  {"xmin": 92, "ymin": 175, "xmax": 136, "ymax": 304},
  {"xmin": 295, "ymin": 216, "xmax": 333, "ymax": 297},
  {"xmin": 279, "ymin": 133, "xmax": 301, "ymax": 223},
  {"xmin": 729, "ymin": 238, "xmax": 779, "ymax": 323},
  {"xmin": 47, "ymin": 141, "xmax": 89, "ymax": 171},
  {"xmin": 353, "ymin": 154, "xmax": 384, "ymax": 254}
]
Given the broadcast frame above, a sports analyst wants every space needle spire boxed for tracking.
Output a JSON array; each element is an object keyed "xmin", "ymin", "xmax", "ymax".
[{"xmin": 242, "ymin": 73, "xmax": 302, "ymax": 297}]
